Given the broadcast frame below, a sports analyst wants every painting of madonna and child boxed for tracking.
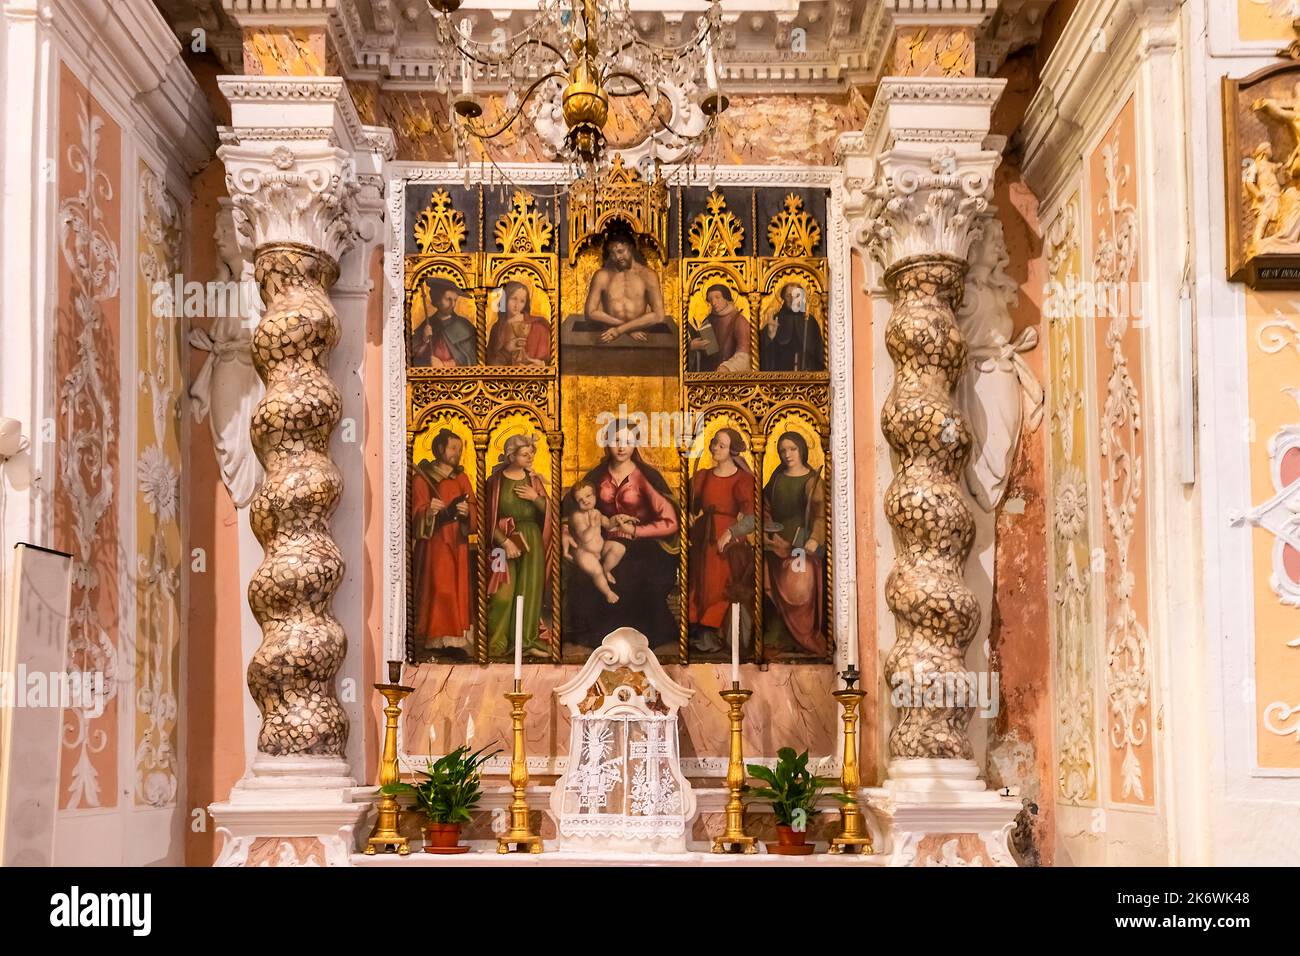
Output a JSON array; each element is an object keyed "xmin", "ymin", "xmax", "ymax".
[
  {"xmin": 560, "ymin": 416, "xmax": 681, "ymax": 661},
  {"xmin": 554, "ymin": 414, "xmax": 831, "ymax": 664}
]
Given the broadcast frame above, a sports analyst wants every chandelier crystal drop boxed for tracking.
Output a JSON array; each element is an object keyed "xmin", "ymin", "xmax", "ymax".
[{"xmin": 428, "ymin": 0, "xmax": 728, "ymax": 181}]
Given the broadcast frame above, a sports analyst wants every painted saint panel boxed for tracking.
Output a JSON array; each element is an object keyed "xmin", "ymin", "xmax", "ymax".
[
  {"xmin": 686, "ymin": 416, "xmax": 757, "ymax": 659},
  {"xmin": 761, "ymin": 415, "xmax": 830, "ymax": 659},
  {"xmin": 409, "ymin": 412, "xmax": 477, "ymax": 660}
]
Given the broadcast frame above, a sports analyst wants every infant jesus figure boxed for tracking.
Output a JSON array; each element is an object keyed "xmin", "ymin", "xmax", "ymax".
[{"xmin": 565, "ymin": 480, "xmax": 635, "ymax": 604}]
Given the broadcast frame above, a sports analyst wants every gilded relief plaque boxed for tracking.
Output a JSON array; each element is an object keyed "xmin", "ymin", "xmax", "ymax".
[{"xmin": 1225, "ymin": 58, "xmax": 1300, "ymax": 287}]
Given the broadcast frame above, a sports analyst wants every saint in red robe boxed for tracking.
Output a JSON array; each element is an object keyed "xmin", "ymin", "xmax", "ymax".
[
  {"xmin": 687, "ymin": 465, "xmax": 755, "ymax": 630},
  {"xmin": 410, "ymin": 460, "xmax": 476, "ymax": 650}
]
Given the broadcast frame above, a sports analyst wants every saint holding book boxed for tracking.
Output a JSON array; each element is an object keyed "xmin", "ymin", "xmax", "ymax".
[{"xmin": 485, "ymin": 433, "xmax": 553, "ymax": 659}]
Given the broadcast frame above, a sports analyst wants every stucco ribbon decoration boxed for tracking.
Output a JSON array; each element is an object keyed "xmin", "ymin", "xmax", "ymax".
[{"xmin": 188, "ymin": 316, "xmax": 264, "ymax": 507}]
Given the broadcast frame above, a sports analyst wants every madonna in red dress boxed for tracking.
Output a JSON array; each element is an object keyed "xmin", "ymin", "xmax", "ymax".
[{"xmin": 562, "ymin": 420, "xmax": 680, "ymax": 656}]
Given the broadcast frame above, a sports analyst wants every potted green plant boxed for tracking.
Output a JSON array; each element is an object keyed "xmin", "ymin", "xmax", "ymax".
[
  {"xmin": 746, "ymin": 747, "xmax": 849, "ymax": 855},
  {"xmin": 381, "ymin": 744, "xmax": 499, "ymax": 854}
]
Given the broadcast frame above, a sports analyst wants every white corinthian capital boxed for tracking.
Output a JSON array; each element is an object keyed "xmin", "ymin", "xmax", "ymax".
[
  {"xmin": 217, "ymin": 76, "xmax": 393, "ymax": 261},
  {"xmin": 838, "ymin": 78, "xmax": 1007, "ymax": 276}
]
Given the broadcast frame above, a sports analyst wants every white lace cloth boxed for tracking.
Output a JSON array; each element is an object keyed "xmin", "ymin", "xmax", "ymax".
[{"xmin": 557, "ymin": 715, "xmax": 687, "ymax": 839}]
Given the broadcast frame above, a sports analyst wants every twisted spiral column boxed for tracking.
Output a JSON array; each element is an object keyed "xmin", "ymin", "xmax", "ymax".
[
  {"xmin": 879, "ymin": 256, "xmax": 980, "ymax": 760},
  {"xmin": 246, "ymin": 242, "xmax": 348, "ymax": 757}
]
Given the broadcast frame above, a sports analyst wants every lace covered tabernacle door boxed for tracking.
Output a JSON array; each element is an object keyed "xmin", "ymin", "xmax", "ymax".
[{"xmin": 551, "ymin": 629, "xmax": 697, "ymax": 853}]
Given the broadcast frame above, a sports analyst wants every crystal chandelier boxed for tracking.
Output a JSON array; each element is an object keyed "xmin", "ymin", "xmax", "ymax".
[{"xmin": 427, "ymin": 0, "xmax": 729, "ymax": 179}]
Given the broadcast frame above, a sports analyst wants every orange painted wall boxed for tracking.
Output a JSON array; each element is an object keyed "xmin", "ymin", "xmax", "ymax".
[
  {"xmin": 54, "ymin": 64, "xmax": 122, "ymax": 810},
  {"xmin": 1087, "ymin": 98, "xmax": 1155, "ymax": 807},
  {"xmin": 850, "ymin": 253, "xmax": 879, "ymax": 783},
  {"xmin": 183, "ymin": 54, "xmax": 244, "ymax": 866},
  {"xmin": 987, "ymin": 51, "xmax": 1055, "ymax": 861}
]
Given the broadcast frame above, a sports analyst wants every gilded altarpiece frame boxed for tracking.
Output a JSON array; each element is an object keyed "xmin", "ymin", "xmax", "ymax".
[{"xmin": 384, "ymin": 163, "xmax": 855, "ymax": 776}]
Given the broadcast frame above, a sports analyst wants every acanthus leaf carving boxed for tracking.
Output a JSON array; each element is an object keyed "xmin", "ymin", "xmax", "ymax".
[
  {"xmin": 57, "ymin": 96, "xmax": 121, "ymax": 810},
  {"xmin": 220, "ymin": 139, "xmax": 361, "ymax": 262},
  {"xmin": 1045, "ymin": 197, "xmax": 1097, "ymax": 805},
  {"xmin": 858, "ymin": 146, "xmax": 997, "ymax": 273},
  {"xmin": 135, "ymin": 165, "xmax": 183, "ymax": 807}
]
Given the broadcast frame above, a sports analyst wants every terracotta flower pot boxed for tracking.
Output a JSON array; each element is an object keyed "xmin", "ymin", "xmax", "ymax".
[
  {"xmin": 766, "ymin": 824, "xmax": 816, "ymax": 855},
  {"xmin": 422, "ymin": 821, "xmax": 469, "ymax": 854}
]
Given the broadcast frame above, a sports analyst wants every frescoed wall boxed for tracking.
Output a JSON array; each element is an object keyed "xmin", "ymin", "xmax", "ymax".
[
  {"xmin": 54, "ymin": 63, "xmax": 124, "ymax": 814},
  {"xmin": 1238, "ymin": 289, "xmax": 1300, "ymax": 769},
  {"xmin": 9, "ymin": 4, "xmax": 216, "ymax": 864}
]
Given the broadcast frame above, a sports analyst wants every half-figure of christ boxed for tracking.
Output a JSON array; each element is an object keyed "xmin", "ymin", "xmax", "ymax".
[{"xmin": 583, "ymin": 231, "xmax": 669, "ymax": 344}]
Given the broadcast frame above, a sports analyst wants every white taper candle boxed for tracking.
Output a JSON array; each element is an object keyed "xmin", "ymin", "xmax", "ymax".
[
  {"xmin": 730, "ymin": 603, "xmax": 740, "ymax": 685},
  {"xmin": 459, "ymin": 19, "xmax": 474, "ymax": 95},
  {"xmin": 514, "ymin": 594, "xmax": 524, "ymax": 682}
]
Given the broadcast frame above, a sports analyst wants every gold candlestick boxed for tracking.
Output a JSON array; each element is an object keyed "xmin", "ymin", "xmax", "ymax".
[
  {"xmin": 712, "ymin": 682, "xmax": 757, "ymax": 853},
  {"xmin": 498, "ymin": 680, "xmax": 543, "ymax": 853},
  {"xmin": 829, "ymin": 667, "xmax": 874, "ymax": 855},
  {"xmin": 366, "ymin": 660, "xmax": 414, "ymax": 855}
]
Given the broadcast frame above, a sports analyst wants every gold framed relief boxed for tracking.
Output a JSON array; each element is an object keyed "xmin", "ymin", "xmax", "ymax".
[{"xmin": 1225, "ymin": 57, "xmax": 1300, "ymax": 287}]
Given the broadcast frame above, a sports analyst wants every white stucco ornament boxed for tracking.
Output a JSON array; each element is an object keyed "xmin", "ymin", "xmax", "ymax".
[
  {"xmin": 187, "ymin": 207, "xmax": 264, "ymax": 507},
  {"xmin": 956, "ymin": 217, "xmax": 1044, "ymax": 512}
]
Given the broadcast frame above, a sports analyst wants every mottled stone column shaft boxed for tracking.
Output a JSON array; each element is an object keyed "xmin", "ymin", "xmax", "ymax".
[
  {"xmin": 879, "ymin": 255, "xmax": 979, "ymax": 759},
  {"xmin": 840, "ymin": 78, "xmax": 1006, "ymax": 764},
  {"xmin": 246, "ymin": 243, "xmax": 347, "ymax": 756},
  {"xmin": 217, "ymin": 76, "xmax": 387, "ymax": 762}
]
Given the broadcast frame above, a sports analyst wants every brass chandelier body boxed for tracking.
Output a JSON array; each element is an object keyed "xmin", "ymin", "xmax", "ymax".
[{"xmin": 428, "ymin": 0, "xmax": 728, "ymax": 173}]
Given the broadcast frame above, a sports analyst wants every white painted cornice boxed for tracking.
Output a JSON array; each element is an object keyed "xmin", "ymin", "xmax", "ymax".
[
  {"xmin": 857, "ymin": 76, "xmax": 1007, "ymax": 156},
  {"xmin": 178, "ymin": 0, "xmax": 1052, "ymax": 94},
  {"xmin": 42, "ymin": 0, "xmax": 217, "ymax": 175},
  {"xmin": 219, "ymin": 75, "xmax": 394, "ymax": 160},
  {"xmin": 1018, "ymin": 0, "xmax": 1183, "ymax": 205}
]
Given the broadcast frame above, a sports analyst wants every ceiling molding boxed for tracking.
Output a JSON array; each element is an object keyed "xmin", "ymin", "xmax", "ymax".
[
  {"xmin": 1018, "ymin": 0, "xmax": 1183, "ymax": 206},
  {"xmin": 51, "ymin": 0, "xmax": 218, "ymax": 174},
  {"xmin": 153, "ymin": 0, "xmax": 1053, "ymax": 93}
]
